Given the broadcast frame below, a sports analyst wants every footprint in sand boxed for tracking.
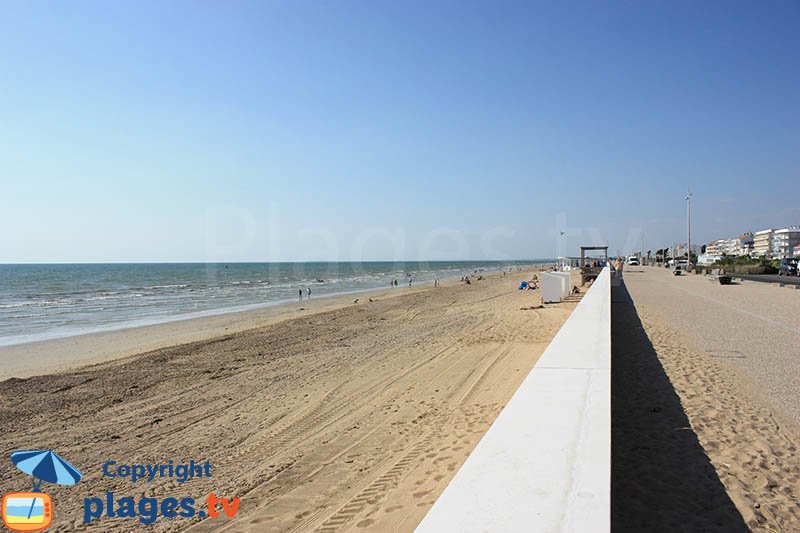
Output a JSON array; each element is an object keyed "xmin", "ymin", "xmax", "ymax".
[
  {"xmin": 413, "ymin": 489, "xmax": 432, "ymax": 499},
  {"xmin": 356, "ymin": 518, "xmax": 375, "ymax": 528},
  {"xmin": 385, "ymin": 505, "xmax": 403, "ymax": 513}
]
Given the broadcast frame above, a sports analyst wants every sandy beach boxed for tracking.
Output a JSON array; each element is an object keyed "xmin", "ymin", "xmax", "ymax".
[
  {"xmin": 0, "ymin": 269, "xmax": 577, "ymax": 532},
  {"xmin": 614, "ymin": 267, "xmax": 800, "ymax": 532},
  {"xmin": 0, "ymin": 283, "xmax": 438, "ymax": 381}
]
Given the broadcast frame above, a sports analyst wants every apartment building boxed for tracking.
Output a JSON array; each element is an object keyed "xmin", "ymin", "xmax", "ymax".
[
  {"xmin": 705, "ymin": 233, "xmax": 753, "ymax": 257},
  {"xmin": 753, "ymin": 229, "xmax": 773, "ymax": 257},
  {"xmin": 705, "ymin": 239, "xmax": 725, "ymax": 256},
  {"xmin": 735, "ymin": 232, "xmax": 754, "ymax": 256},
  {"xmin": 772, "ymin": 226, "xmax": 800, "ymax": 258}
]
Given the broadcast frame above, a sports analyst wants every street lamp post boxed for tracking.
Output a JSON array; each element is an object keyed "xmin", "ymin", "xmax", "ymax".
[
  {"xmin": 686, "ymin": 189, "xmax": 692, "ymax": 266},
  {"xmin": 640, "ymin": 232, "xmax": 645, "ymax": 265}
]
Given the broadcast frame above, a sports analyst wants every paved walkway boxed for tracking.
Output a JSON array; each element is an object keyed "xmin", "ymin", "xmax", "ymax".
[
  {"xmin": 611, "ymin": 280, "xmax": 748, "ymax": 532},
  {"xmin": 622, "ymin": 266, "xmax": 800, "ymax": 424}
]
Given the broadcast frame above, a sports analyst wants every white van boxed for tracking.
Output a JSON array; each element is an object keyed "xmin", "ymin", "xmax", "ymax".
[{"xmin": 626, "ymin": 256, "xmax": 640, "ymax": 266}]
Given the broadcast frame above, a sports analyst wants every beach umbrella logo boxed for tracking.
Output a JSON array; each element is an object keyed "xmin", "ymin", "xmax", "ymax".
[{"xmin": 2, "ymin": 449, "xmax": 82, "ymax": 532}]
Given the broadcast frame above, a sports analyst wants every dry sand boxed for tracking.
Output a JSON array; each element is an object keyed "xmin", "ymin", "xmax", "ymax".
[
  {"xmin": 614, "ymin": 267, "xmax": 800, "ymax": 532},
  {"xmin": 0, "ymin": 269, "xmax": 576, "ymax": 532}
]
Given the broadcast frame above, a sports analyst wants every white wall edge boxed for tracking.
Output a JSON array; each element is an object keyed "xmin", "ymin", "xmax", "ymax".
[{"xmin": 415, "ymin": 267, "xmax": 611, "ymax": 533}]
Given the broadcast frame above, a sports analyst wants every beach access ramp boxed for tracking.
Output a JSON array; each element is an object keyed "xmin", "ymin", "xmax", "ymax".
[{"xmin": 416, "ymin": 267, "xmax": 611, "ymax": 532}]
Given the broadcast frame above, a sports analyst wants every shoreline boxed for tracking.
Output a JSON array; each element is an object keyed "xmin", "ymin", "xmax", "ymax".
[
  {"xmin": 0, "ymin": 282, "xmax": 433, "ymax": 380},
  {"xmin": 1, "ymin": 261, "xmax": 548, "ymax": 350},
  {"xmin": 0, "ymin": 268, "xmax": 544, "ymax": 380},
  {"xmin": 0, "ymin": 280, "xmax": 440, "ymax": 348}
]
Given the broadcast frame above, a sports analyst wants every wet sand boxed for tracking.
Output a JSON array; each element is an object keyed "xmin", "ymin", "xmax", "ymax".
[
  {"xmin": 0, "ymin": 285, "xmax": 435, "ymax": 380},
  {"xmin": 0, "ymin": 268, "xmax": 576, "ymax": 532}
]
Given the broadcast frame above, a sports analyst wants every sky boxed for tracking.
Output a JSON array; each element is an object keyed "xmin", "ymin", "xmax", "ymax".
[{"xmin": 1, "ymin": 0, "xmax": 798, "ymax": 262}]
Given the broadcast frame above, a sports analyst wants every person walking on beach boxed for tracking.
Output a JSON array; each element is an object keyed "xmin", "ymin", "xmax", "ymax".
[
  {"xmin": 307, "ymin": 287, "xmax": 311, "ymax": 299},
  {"xmin": 299, "ymin": 288, "xmax": 303, "ymax": 301}
]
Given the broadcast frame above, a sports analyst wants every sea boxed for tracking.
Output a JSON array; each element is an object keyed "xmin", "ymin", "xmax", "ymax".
[{"xmin": 0, "ymin": 261, "xmax": 549, "ymax": 347}]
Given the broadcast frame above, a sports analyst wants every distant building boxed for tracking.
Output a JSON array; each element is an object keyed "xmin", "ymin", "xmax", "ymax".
[
  {"xmin": 698, "ymin": 253, "xmax": 722, "ymax": 266},
  {"xmin": 672, "ymin": 243, "xmax": 701, "ymax": 258},
  {"xmin": 753, "ymin": 229, "xmax": 774, "ymax": 257},
  {"xmin": 705, "ymin": 239, "xmax": 725, "ymax": 256},
  {"xmin": 772, "ymin": 226, "xmax": 800, "ymax": 258},
  {"xmin": 705, "ymin": 234, "xmax": 752, "ymax": 257},
  {"xmin": 719, "ymin": 238, "xmax": 740, "ymax": 256},
  {"xmin": 794, "ymin": 243, "xmax": 800, "ymax": 257},
  {"xmin": 736, "ymin": 233, "xmax": 754, "ymax": 256}
]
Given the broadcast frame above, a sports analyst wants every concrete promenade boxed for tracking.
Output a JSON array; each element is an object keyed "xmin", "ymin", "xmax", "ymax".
[
  {"xmin": 617, "ymin": 267, "xmax": 800, "ymax": 531},
  {"xmin": 623, "ymin": 266, "xmax": 800, "ymax": 424}
]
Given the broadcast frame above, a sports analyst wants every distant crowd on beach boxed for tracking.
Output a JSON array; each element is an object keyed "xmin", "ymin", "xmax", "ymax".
[
  {"xmin": 299, "ymin": 265, "xmax": 536, "ymax": 302},
  {"xmin": 387, "ymin": 275, "xmax": 445, "ymax": 288}
]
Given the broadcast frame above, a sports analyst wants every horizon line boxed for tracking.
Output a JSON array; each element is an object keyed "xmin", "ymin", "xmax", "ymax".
[{"xmin": 0, "ymin": 258, "xmax": 556, "ymax": 266}]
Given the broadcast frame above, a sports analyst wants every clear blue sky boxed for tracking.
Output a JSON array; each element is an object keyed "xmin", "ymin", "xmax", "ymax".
[{"xmin": 2, "ymin": 1, "xmax": 798, "ymax": 262}]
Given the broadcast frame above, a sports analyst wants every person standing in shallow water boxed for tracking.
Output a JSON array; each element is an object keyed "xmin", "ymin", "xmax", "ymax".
[
  {"xmin": 307, "ymin": 287, "xmax": 311, "ymax": 299},
  {"xmin": 299, "ymin": 288, "xmax": 303, "ymax": 301}
]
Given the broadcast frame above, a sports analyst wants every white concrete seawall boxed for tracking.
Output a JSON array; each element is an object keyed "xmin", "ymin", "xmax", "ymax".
[{"xmin": 416, "ymin": 267, "xmax": 611, "ymax": 533}]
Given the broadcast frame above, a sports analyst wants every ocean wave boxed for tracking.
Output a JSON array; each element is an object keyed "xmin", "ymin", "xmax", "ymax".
[{"xmin": 0, "ymin": 302, "xmax": 31, "ymax": 309}]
